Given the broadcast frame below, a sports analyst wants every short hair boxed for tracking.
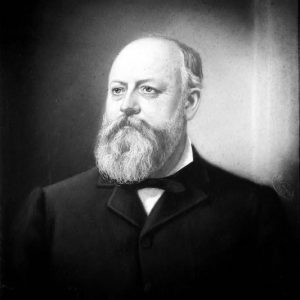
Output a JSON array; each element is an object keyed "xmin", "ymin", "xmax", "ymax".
[{"xmin": 146, "ymin": 35, "xmax": 203, "ymax": 90}]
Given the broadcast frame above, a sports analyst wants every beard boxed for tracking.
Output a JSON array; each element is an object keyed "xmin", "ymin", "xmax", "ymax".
[{"xmin": 94, "ymin": 103, "xmax": 186, "ymax": 184}]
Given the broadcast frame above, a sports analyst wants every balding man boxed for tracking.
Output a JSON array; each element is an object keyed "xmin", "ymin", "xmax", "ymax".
[{"xmin": 11, "ymin": 37, "xmax": 288, "ymax": 300}]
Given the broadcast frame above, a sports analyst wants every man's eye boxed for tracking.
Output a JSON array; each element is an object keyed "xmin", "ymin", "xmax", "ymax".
[
  {"xmin": 140, "ymin": 86, "xmax": 157, "ymax": 94},
  {"xmin": 112, "ymin": 87, "xmax": 125, "ymax": 95}
]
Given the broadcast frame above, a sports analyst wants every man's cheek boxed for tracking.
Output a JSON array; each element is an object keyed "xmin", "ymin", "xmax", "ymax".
[{"xmin": 104, "ymin": 103, "xmax": 119, "ymax": 119}]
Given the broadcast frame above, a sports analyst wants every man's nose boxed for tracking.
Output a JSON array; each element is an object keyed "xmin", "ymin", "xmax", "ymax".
[{"xmin": 120, "ymin": 92, "xmax": 141, "ymax": 116}]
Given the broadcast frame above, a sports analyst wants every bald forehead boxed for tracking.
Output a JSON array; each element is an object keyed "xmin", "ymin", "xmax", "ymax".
[
  {"xmin": 119, "ymin": 38, "xmax": 183, "ymax": 64},
  {"xmin": 109, "ymin": 38, "xmax": 184, "ymax": 82}
]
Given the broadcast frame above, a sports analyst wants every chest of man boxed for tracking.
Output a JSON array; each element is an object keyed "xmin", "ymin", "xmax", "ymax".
[{"xmin": 48, "ymin": 185, "xmax": 257, "ymax": 299}]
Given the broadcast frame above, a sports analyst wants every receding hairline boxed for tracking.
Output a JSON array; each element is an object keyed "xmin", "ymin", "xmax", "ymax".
[
  {"xmin": 110, "ymin": 37, "xmax": 188, "ymax": 93},
  {"xmin": 111, "ymin": 36, "xmax": 203, "ymax": 94},
  {"xmin": 122, "ymin": 36, "xmax": 203, "ymax": 90}
]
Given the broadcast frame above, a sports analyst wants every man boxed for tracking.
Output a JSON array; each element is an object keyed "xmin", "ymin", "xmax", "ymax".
[{"xmin": 11, "ymin": 37, "xmax": 288, "ymax": 299}]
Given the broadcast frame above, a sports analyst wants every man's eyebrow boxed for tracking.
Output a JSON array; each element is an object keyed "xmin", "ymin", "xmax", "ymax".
[
  {"xmin": 110, "ymin": 80, "xmax": 127, "ymax": 85},
  {"xmin": 110, "ymin": 78, "xmax": 167, "ymax": 87}
]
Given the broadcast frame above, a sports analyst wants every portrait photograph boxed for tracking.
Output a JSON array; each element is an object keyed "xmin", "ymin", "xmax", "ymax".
[{"xmin": 0, "ymin": 0, "xmax": 298, "ymax": 299}]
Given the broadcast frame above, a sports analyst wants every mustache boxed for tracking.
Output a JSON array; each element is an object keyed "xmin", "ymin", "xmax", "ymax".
[{"xmin": 103, "ymin": 116, "xmax": 154, "ymax": 141}]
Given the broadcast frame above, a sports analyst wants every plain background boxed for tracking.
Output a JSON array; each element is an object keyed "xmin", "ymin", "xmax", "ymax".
[{"xmin": 0, "ymin": 0, "xmax": 298, "ymax": 285}]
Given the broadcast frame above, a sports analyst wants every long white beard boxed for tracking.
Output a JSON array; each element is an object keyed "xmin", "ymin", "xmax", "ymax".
[{"xmin": 94, "ymin": 104, "xmax": 186, "ymax": 184}]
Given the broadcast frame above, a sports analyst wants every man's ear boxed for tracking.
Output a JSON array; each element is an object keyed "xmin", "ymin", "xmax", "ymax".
[{"xmin": 184, "ymin": 88, "xmax": 201, "ymax": 120}]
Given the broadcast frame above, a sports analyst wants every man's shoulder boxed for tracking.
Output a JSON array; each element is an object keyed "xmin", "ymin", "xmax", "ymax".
[
  {"xmin": 196, "ymin": 153, "xmax": 279, "ymax": 202},
  {"xmin": 45, "ymin": 167, "xmax": 98, "ymax": 192},
  {"xmin": 43, "ymin": 167, "xmax": 108, "ymax": 204},
  {"xmin": 196, "ymin": 157, "xmax": 283, "ymax": 227},
  {"xmin": 206, "ymin": 160, "xmax": 259, "ymax": 189}
]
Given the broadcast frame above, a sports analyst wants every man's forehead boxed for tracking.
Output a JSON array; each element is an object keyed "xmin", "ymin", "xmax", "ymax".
[{"xmin": 109, "ymin": 38, "xmax": 183, "ymax": 82}]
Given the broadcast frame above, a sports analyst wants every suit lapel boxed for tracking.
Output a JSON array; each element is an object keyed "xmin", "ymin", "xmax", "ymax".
[
  {"xmin": 141, "ymin": 148, "xmax": 210, "ymax": 236},
  {"xmin": 107, "ymin": 186, "xmax": 147, "ymax": 228},
  {"xmin": 141, "ymin": 184, "xmax": 208, "ymax": 237}
]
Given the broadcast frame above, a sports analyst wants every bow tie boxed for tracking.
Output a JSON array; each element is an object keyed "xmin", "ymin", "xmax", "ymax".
[{"xmin": 120, "ymin": 176, "xmax": 185, "ymax": 193}]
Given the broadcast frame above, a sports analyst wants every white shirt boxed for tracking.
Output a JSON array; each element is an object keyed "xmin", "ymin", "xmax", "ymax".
[{"xmin": 137, "ymin": 137, "xmax": 193, "ymax": 215}]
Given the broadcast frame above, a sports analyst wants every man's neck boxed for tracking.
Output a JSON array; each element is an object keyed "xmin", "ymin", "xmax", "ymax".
[
  {"xmin": 151, "ymin": 133, "xmax": 192, "ymax": 178},
  {"xmin": 166, "ymin": 136, "xmax": 193, "ymax": 176}
]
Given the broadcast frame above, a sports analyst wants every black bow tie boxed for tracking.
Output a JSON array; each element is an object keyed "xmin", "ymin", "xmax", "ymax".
[{"xmin": 120, "ymin": 176, "xmax": 186, "ymax": 193}]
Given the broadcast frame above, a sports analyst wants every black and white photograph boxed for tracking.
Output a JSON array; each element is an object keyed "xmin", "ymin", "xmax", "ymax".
[{"xmin": 0, "ymin": 0, "xmax": 298, "ymax": 299}]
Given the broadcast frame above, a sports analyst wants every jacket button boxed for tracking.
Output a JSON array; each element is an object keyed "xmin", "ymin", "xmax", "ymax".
[
  {"xmin": 141, "ymin": 237, "xmax": 152, "ymax": 249},
  {"xmin": 144, "ymin": 282, "xmax": 152, "ymax": 293}
]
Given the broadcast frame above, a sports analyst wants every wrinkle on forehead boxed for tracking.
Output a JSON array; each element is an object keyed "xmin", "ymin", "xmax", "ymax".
[{"xmin": 109, "ymin": 38, "xmax": 184, "ymax": 87}]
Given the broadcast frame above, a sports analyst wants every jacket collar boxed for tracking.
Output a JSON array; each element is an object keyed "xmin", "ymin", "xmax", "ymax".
[{"xmin": 97, "ymin": 147, "xmax": 210, "ymax": 233}]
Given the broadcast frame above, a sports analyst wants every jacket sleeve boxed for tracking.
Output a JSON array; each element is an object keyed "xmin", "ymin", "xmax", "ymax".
[{"xmin": 11, "ymin": 187, "xmax": 53, "ymax": 299}]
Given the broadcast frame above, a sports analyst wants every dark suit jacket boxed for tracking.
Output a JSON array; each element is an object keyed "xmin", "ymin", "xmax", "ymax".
[{"xmin": 10, "ymin": 150, "xmax": 289, "ymax": 300}]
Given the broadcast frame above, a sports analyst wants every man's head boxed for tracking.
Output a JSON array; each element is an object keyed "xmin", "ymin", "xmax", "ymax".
[{"xmin": 95, "ymin": 37, "xmax": 203, "ymax": 183}]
